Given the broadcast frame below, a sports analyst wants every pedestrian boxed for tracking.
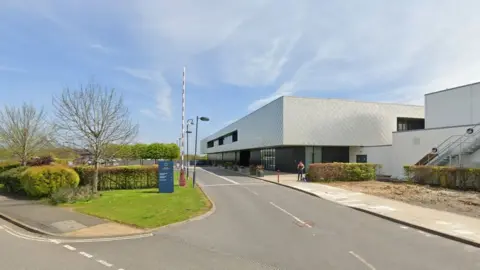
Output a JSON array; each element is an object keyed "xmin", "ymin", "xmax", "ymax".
[{"xmin": 297, "ymin": 161, "xmax": 305, "ymax": 181}]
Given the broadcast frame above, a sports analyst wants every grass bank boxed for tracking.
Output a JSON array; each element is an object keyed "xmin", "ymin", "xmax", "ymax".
[{"xmin": 65, "ymin": 172, "xmax": 212, "ymax": 228}]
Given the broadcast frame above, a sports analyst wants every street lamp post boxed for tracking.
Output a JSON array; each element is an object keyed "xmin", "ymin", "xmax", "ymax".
[
  {"xmin": 186, "ymin": 119, "xmax": 194, "ymax": 179},
  {"xmin": 193, "ymin": 116, "xmax": 210, "ymax": 188}
]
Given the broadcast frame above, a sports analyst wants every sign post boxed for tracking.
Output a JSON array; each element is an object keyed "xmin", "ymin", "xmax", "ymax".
[{"xmin": 158, "ymin": 161, "xmax": 174, "ymax": 193}]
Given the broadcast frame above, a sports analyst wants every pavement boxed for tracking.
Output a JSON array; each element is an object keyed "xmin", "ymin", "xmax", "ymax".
[
  {"xmin": 233, "ymin": 167, "xmax": 480, "ymax": 247},
  {"xmin": 0, "ymin": 167, "xmax": 479, "ymax": 269},
  {"xmin": 0, "ymin": 193, "xmax": 146, "ymax": 237}
]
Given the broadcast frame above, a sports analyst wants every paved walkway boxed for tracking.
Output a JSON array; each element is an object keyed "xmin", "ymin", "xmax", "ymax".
[
  {"xmin": 233, "ymin": 167, "xmax": 480, "ymax": 246},
  {"xmin": 0, "ymin": 193, "xmax": 145, "ymax": 237}
]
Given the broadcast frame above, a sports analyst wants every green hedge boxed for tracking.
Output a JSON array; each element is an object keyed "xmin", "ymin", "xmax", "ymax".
[
  {"xmin": 404, "ymin": 165, "xmax": 480, "ymax": 191},
  {"xmin": 308, "ymin": 163, "xmax": 377, "ymax": 182},
  {"xmin": 0, "ymin": 166, "xmax": 27, "ymax": 194},
  {"xmin": 0, "ymin": 161, "xmax": 20, "ymax": 174},
  {"xmin": 74, "ymin": 165, "xmax": 158, "ymax": 190},
  {"xmin": 20, "ymin": 165, "xmax": 80, "ymax": 197}
]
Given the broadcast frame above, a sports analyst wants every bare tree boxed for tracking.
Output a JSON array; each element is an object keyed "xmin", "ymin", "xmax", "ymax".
[
  {"xmin": 0, "ymin": 103, "xmax": 54, "ymax": 165},
  {"xmin": 53, "ymin": 82, "xmax": 138, "ymax": 193}
]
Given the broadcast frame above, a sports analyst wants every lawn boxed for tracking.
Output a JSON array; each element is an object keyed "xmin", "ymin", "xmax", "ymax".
[{"xmin": 65, "ymin": 172, "xmax": 212, "ymax": 228}]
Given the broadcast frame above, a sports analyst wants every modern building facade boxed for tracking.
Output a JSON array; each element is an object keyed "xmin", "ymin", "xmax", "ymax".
[
  {"xmin": 200, "ymin": 96, "xmax": 424, "ymax": 173},
  {"xmin": 391, "ymin": 82, "xmax": 480, "ymax": 177}
]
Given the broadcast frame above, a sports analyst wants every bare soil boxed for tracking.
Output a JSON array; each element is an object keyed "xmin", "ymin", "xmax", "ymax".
[{"xmin": 324, "ymin": 181, "xmax": 480, "ymax": 219}]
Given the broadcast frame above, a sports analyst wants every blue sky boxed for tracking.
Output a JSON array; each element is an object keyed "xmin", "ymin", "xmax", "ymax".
[{"xmin": 1, "ymin": 1, "xmax": 480, "ymax": 153}]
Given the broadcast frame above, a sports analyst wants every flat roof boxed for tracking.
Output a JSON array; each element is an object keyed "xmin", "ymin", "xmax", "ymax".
[{"xmin": 425, "ymin": 81, "xmax": 480, "ymax": 96}]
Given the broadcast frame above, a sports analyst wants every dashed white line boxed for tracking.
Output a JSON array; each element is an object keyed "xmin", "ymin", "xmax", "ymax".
[
  {"xmin": 79, "ymin": 251, "xmax": 93, "ymax": 258},
  {"xmin": 417, "ymin": 230, "xmax": 433, "ymax": 237},
  {"xmin": 269, "ymin": 202, "xmax": 312, "ymax": 228},
  {"xmin": 96, "ymin": 259, "xmax": 113, "ymax": 267},
  {"xmin": 349, "ymin": 251, "xmax": 376, "ymax": 270},
  {"xmin": 0, "ymin": 225, "xmax": 3, "ymax": 230},
  {"xmin": 50, "ymin": 239, "xmax": 61, "ymax": 244},
  {"xmin": 400, "ymin": 226, "xmax": 409, "ymax": 229},
  {"xmin": 63, "ymin": 245, "xmax": 76, "ymax": 251}
]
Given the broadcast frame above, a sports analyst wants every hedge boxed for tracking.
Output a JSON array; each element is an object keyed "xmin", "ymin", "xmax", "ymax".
[
  {"xmin": 0, "ymin": 166, "xmax": 27, "ymax": 194},
  {"xmin": 20, "ymin": 165, "xmax": 80, "ymax": 197},
  {"xmin": 308, "ymin": 163, "xmax": 377, "ymax": 182},
  {"xmin": 74, "ymin": 165, "xmax": 158, "ymax": 190},
  {"xmin": 404, "ymin": 165, "xmax": 480, "ymax": 191},
  {"xmin": 0, "ymin": 161, "xmax": 20, "ymax": 174}
]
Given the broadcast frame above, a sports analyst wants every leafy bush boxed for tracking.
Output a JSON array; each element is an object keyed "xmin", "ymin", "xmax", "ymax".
[
  {"xmin": 50, "ymin": 185, "xmax": 95, "ymax": 205},
  {"xmin": 27, "ymin": 155, "xmax": 55, "ymax": 166},
  {"xmin": 20, "ymin": 165, "xmax": 80, "ymax": 197},
  {"xmin": 404, "ymin": 165, "xmax": 480, "ymax": 191},
  {"xmin": 0, "ymin": 166, "xmax": 27, "ymax": 194},
  {"xmin": 0, "ymin": 161, "xmax": 20, "ymax": 174},
  {"xmin": 74, "ymin": 165, "xmax": 158, "ymax": 190},
  {"xmin": 308, "ymin": 163, "xmax": 377, "ymax": 182}
]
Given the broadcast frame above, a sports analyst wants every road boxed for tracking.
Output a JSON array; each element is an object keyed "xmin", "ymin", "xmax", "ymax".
[{"xmin": 1, "ymin": 167, "xmax": 480, "ymax": 269}]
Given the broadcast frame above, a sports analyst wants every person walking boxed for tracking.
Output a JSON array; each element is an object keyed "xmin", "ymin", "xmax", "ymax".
[{"xmin": 297, "ymin": 161, "xmax": 305, "ymax": 181}]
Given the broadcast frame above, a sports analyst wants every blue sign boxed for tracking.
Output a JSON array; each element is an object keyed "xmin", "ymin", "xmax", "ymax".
[{"xmin": 158, "ymin": 161, "xmax": 174, "ymax": 193}]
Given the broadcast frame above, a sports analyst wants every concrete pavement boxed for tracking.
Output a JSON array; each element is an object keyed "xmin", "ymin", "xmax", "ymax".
[{"xmin": 1, "ymin": 167, "xmax": 480, "ymax": 269}]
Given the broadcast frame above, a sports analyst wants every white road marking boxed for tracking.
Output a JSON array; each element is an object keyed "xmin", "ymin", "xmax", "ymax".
[
  {"xmin": 96, "ymin": 259, "xmax": 113, "ymax": 267},
  {"xmin": 199, "ymin": 168, "xmax": 239, "ymax": 185},
  {"xmin": 417, "ymin": 230, "xmax": 433, "ymax": 237},
  {"xmin": 202, "ymin": 183, "xmax": 267, "ymax": 187},
  {"xmin": 349, "ymin": 251, "xmax": 376, "ymax": 270},
  {"xmin": 269, "ymin": 202, "xmax": 312, "ymax": 228},
  {"xmin": 0, "ymin": 225, "xmax": 3, "ymax": 230},
  {"xmin": 367, "ymin": 205, "xmax": 396, "ymax": 211},
  {"xmin": 63, "ymin": 245, "xmax": 76, "ymax": 251},
  {"xmin": 2, "ymin": 224, "xmax": 153, "ymax": 243},
  {"xmin": 79, "ymin": 251, "xmax": 93, "ymax": 258},
  {"xmin": 400, "ymin": 226, "xmax": 409, "ymax": 229},
  {"xmin": 436, "ymin": 221, "xmax": 452, "ymax": 225},
  {"xmin": 346, "ymin": 203, "xmax": 367, "ymax": 208},
  {"xmin": 453, "ymin": 229, "xmax": 474, "ymax": 235}
]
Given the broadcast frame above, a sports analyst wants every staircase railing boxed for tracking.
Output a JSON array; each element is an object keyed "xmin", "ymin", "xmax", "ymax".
[{"xmin": 428, "ymin": 122, "xmax": 480, "ymax": 166}]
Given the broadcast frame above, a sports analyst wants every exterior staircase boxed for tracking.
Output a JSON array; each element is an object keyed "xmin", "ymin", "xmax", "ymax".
[{"xmin": 424, "ymin": 124, "xmax": 480, "ymax": 166}]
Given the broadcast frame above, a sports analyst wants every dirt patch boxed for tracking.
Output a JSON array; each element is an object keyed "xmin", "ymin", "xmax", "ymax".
[{"xmin": 324, "ymin": 181, "xmax": 480, "ymax": 219}]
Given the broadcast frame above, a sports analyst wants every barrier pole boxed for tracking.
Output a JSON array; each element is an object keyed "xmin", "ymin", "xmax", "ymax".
[{"xmin": 277, "ymin": 170, "xmax": 280, "ymax": 183}]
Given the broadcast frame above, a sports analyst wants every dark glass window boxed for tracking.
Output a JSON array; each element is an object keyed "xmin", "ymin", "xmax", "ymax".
[
  {"xmin": 218, "ymin": 138, "xmax": 224, "ymax": 145},
  {"xmin": 207, "ymin": 141, "xmax": 214, "ymax": 148},
  {"xmin": 232, "ymin": 130, "xmax": 238, "ymax": 142}
]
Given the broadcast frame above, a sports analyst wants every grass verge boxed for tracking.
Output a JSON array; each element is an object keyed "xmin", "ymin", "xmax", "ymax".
[{"xmin": 64, "ymin": 172, "xmax": 212, "ymax": 228}]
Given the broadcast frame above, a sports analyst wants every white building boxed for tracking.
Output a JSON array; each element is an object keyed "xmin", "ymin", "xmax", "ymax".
[
  {"xmin": 391, "ymin": 82, "xmax": 480, "ymax": 177},
  {"xmin": 200, "ymin": 96, "xmax": 424, "ymax": 174},
  {"xmin": 201, "ymin": 83, "xmax": 480, "ymax": 176}
]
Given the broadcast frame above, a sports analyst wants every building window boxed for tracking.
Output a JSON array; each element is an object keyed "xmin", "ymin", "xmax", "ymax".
[
  {"xmin": 397, "ymin": 117, "xmax": 425, "ymax": 131},
  {"xmin": 232, "ymin": 130, "xmax": 238, "ymax": 142},
  {"xmin": 261, "ymin": 148, "xmax": 276, "ymax": 171},
  {"xmin": 207, "ymin": 141, "xmax": 214, "ymax": 148},
  {"xmin": 218, "ymin": 138, "xmax": 224, "ymax": 145}
]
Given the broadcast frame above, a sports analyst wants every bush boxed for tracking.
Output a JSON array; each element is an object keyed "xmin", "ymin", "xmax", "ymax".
[
  {"xmin": 0, "ymin": 166, "xmax": 27, "ymax": 194},
  {"xmin": 404, "ymin": 165, "xmax": 480, "ymax": 191},
  {"xmin": 308, "ymin": 163, "xmax": 377, "ymax": 182},
  {"xmin": 20, "ymin": 165, "xmax": 80, "ymax": 197},
  {"xmin": 27, "ymin": 155, "xmax": 55, "ymax": 166},
  {"xmin": 0, "ymin": 161, "xmax": 20, "ymax": 174},
  {"xmin": 50, "ymin": 185, "xmax": 95, "ymax": 205},
  {"xmin": 74, "ymin": 165, "xmax": 158, "ymax": 190}
]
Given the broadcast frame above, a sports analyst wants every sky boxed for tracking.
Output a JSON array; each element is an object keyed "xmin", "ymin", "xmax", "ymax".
[{"xmin": 1, "ymin": 0, "xmax": 480, "ymax": 153}]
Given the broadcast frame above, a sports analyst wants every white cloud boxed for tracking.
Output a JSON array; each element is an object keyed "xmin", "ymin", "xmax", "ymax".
[
  {"xmin": 7, "ymin": 0, "xmax": 480, "ymax": 113},
  {"xmin": 0, "ymin": 65, "xmax": 26, "ymax": 73},
  {"xmin": 89, "ymin": 43, "xmax": 111, "ymax": 53},
  {"xmin": 116, "ymin": 66, "xmax": 173, "ymax": 120}
]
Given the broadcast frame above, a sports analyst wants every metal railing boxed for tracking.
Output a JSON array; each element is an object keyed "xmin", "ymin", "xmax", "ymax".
[{"xmin": 428, "ymin": 122, "xmax": 480, "ymax": 166}]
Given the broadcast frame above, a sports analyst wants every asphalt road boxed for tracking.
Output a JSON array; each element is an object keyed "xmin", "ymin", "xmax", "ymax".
[{"xmin": 1, "ymin": 167, "xmax": 480, "ymax": 269}]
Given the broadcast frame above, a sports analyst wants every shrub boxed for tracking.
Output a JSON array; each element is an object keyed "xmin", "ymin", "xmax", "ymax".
[
  {"xmin": 0, "ymin": 166, "xmax": 27, "ymax": 194},
  {"xmin": 50, "ymin": 185, "xmax": 95, "ymax": 205},
  {"xmin": 20, "ymin": 165, "xmax": 80, "ymax": 197},
  {"xmin": 404, "ymin": 165, "xmax": 480, "ymax": 191},
  {"xmin": 0, "ymin": 161, "xmax": 20, "ymax": 174},
  {"xmin": 308, "ymin": 163, "xmax": 377, "ymax": 182},
  {"xmin": 26, "ymin": 155, "xmax": 55, "ymax": 166},
  {"xmin": 74, "ymin": 165, "xmax": 158, "ymax": 190}
]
